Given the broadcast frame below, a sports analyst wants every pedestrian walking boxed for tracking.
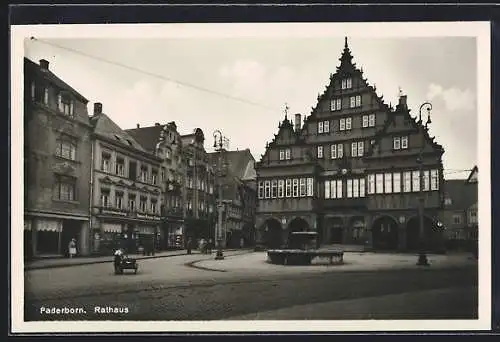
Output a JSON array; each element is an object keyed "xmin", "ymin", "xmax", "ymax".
[
  {"xmin": 187, "ymin": 237, "xmax": 193, "ymax": 255},
  {"xmin": 68, "ymin": 238, "xmax": 77, "ymax": 258},
  {"xmin": 240, "ymin": 237, "xmax": 245, "ymax": 249},
  {"xmin": 207, "ymin": 238, "xmax": 213, "ymax": 254}
]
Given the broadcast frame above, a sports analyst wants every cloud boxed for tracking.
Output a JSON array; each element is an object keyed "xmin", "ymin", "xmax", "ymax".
[{"xmin": 426, "ymin": 83, "xmax": 476, "ymax": 112}]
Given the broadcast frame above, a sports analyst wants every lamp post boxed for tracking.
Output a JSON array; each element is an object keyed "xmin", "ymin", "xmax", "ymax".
[
  {"xmin": 416, "ymin": 102, "xmax": 432, "ymax": 266},
  {"xmin": 213, "ymin": 129, "xmax": 229, "ymax": 260}
]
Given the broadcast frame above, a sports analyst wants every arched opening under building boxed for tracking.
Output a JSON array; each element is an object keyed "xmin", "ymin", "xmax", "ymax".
[
  {"xmin": 371, "ymin": 216, "xmax": 399, "ymax": 250},
  {"xmin": 350, "ymin": 217, "xmax": 366, "ymax": 245},
  {"xmin": 262, "ymin": 218, "xmax": 283, "ymax": 249},
  {"xmin": 241, "ymin": 222, "xmax": 255, "ymax": 247},
  {"xmin": 324, "ymin": 217, "xmax": 344, "ymax": 244},
  {"xmin": 406, "ymin": 216, "xmax": 442, "ymax": 252},
  {"xmin": 286, "ymin": 217, "xmax": 310, "ymax": 246}
]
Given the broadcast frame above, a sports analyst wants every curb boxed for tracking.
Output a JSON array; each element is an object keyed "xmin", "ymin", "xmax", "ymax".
[{"xmin": 185, "ymin": 250, "xmax": 254, "ymax": 273}]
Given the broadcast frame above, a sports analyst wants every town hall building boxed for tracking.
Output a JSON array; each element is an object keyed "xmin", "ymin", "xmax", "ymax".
[{"xmin": 254, "ymin": 38, "xmax": 445, "ymax": 252}]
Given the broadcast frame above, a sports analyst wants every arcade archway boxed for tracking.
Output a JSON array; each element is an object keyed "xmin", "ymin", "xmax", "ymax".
[
  {"xmin": 287, "ymin": 217, "xmax": 309, "ymax": 246},
  {"xmin": 262, "ymin": 218, "xmax": 283, "ymax": 249},
  {"xmin": 324, "ymin": 217, "xmax": 344, "ymax": 244},
  {"xmin": 406, "ymin": 216, "xmax": 441, "ymax": 252},
  {"xmin": 371, "ymin": 216, "xmax": 399, "ymax": 250},
  {"xmin": 350, "ymin": 217, "xmax": 366, "ymax": 245}
]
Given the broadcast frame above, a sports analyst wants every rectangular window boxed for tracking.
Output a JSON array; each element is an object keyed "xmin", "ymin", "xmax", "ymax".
[
  {"xmin": 285, "ymin": 148, "xmax": 291, "ymax": 160},
  {"xmin": 55, "ymin": 137, "xmax": 77, "ymax": 160},
  {"xmin": 330, "ymin": 145, "xmax": 337, "ymax": 159},
  {"xmin": 278, "ymin": 180, "xmax": 284, "ymax": 198},
  {"xmin": 101, "ymin": 154, "xmax": 111, "ymax": 173},
  {"xmin": 139, "ymin": 197, "xmax": 147, "ymax": 212},
  {"xmin": 44, "ymin": 87, "xmax": 49, "ymax": 105},
  {"xmin": 307, "ymin": 178, "xmax": 313, "ymax": 197},
  {"xmin": 358, "ymin": 141, "xmax": 364, "ymax": 156},
  {"xmin": 346, "ymin": 117, "xmax": 352, "ymax": 130},
  {"xmin": 330, "ymin": 180, "xmax": 336, "ymax": 199},
  {"xmin": 30, "ymin": 81, "xmax": 36, "ymax": 100},
  {"xmin": 453, "ymin": 214, "xmax": 462, "ymax": 225},
  {"xmin": 403, "ymin": 171, "xmax": 412, "ymax": 192},
  {"xmin": 292, "ymin": 179, "xmax": 299, "ymax": 197},
  {"xmin": 353, "ymin": 178, "xmax": 359, "ymax": 198},
  {"xmin": 336, "ymin": 180, "xmax": 343, "ymax": 199},
  {"xmin": 128, "ymin": 195, "xmax": 136, "ymax": 211},
  {"xmin": 140, "ymin": 168, "xmax": 148, "ymax": 183},
  {"xmin": 350, "ymin": 96, "xmax": 356, "ymax": 108},
  {"xmin": 393, "ymin": 172, "xmax": 401, "ymax": 193},
  {"xmin": 347, "ymin": 179, "xmax": 353, "ymax": 198},
  {"xmin": 151, "ymin": 200, "xmax": 158, "ymax": 214},
  {"xmin": 324, "ymin": 121, "xmax": 330, "ymax": 133},
  {"xmin": 54, "ymin": 175, "xmax": 76, "ymax": 201},
  {"xmin": 423, "ymin": 170, "xmax": 430, "ymax": 191},
  {"xmin": 339, "ymin": 118, "xmax": 346, "ymax": 131},
  {"xmin": 115, "ymin": 158, "xmax": 125, "ymax": 176},
  {"xmin": 375, "ymin": 174, "xmax": 384, "ymax": 194},
  {"xmin": 325, "ymin": 180, "xmax": 330, "ymax": 199},
  {"xmin": 264, "ymin": 180, "xmax": 271, "ymax": 199},
  {"xmin": 384, "ymin": 173, "xmax": 392, "ymax": 194},
  {"xmin": 100, "ymin": 189, "xmax": 110, "ymax": 207},
  {"xmin": 285, "ymin": 179, "xmax": 292, "ymax": 197},
  {"xmin": 359, "ymin": 178, "xmax": 366, "ymax": 197},
  {"xmin": 431, "ymin": 169, "xmax": 439, "ymax": 190},
  {"xmin": 152, "ymin": 171, "xmax": 158, "ymax": 185},
  {"xmin": 331, "ymin": 98, "xmax": 342, "ymax": 111},
  {"xmin": 401, "ymin": 136, "xmax": 409, "ymax": 149},
  {"xmin": 367, "ymin": 174, "xmax": 375, "ymax": 194},
  {"xmin": 318, "ymin": 121, "xmax": 324, "ymax": 134},
  {"xmin": 342, "ymin": 78, "xmax": 352, "ymax": 89},
  {"xmin": 369, "ymin": 114, "xmax": 376, "ymax": 127},
  {"xmin": 338, "ymin": 144, "xmax": 344, "ymax": 158},
  {"xmin": 317, "ymin": 146, "xmax": 323, "ymax": 158},
  {"xmin": 393, "ymin": 137, "xmax": 401, "ymax": 150},
  {"xmin": 356, "ymin": 95, "xmax": 361, "ymax": 107},
  {"xmin": 412, "ymin": 171, "xmax": 420, "ymax": 192},
  {"xmin": 271, "ymin": 180, "xmax": 278, "ymax": 198},
  {"xmin": 115, "ymin": 192, "xmax": 123, "ymax": 209},
  {"xmin": 351, "ymin": 142, "xmax": 358, "ymax": 157},
  {"xmin": 298, "ymin": 178, "xmax": 306, "ymax": 197},
  {"xmin": 362, "ymin": 115, "xmax": 369, "ymax": 128},
  {"xmin": 279, "ymin": 150, "xmax": 285, "ymax": 160}
]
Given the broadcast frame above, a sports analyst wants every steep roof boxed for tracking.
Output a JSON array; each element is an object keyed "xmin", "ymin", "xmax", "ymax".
[
  {"xmin": 466, "ymin": 165, "xmax": 478, "ymax": 183},
  {"xmin": 24, "ymin": 57, "xmax": 88, "ymax": 103},
  {"xmin": 90, "ymin": 113, "xmax": 148, "ymax": 153},
  {"xmin": 209, "ymin": 149, "xmax": 255, "ymax": 181},
  {"xmin": 443, "ymin": 178, "xmax": 478, "ymax": 211},
  {"xmin": 125, "ymin": 125, "xmax": 164, "ymax": 153}
]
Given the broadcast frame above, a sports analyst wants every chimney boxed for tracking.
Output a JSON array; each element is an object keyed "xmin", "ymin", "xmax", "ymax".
[
  {"xmin": 399, "ymin": 95, "xmax": 407, "ymax": 109},
  {"xmin": 93, "ymin": 102, "xmax": 103, "ymax": 115},
  {"xmin": 39, "ymin": 59, "xmax": 49, "ymax": 70},
  {"xmin": 136, "ymin": 124, "xmax": 140, "ymax": 128},
  {"xmin": 294, "ymin": 113, "xmax": 302, "ymax": 132},
  {"xmin": 155, "ymin": 122, "xmax": 160, "ymax": 126}
]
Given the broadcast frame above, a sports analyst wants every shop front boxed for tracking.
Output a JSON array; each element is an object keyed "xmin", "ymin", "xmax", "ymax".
[{"xmin": 161, "ymin": 220, "xmax": 184, "ymax": 250}]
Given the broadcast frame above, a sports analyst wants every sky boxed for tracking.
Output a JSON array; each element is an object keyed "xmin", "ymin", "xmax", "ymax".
[{"xmin": 23, "ymin": 33, "xmax": 478, "ymax": 180}]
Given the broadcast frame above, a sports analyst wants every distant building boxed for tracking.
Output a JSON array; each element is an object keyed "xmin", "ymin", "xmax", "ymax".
[
  {"xmin": 89, "ymin": 104, "xmax": 163, "ymax": 255},
  {"xmin": 255, "ymin": 38, "xmax": 445, "ymax": 252},
  {"xmin": 24, "ymin": 58, "xmax": 93, "ymax": 258},
  {"xmin": 208, "ymin": 148, "xmax": 258, "ymax": 247},
  {"xmin": 442, "ymin": 166, "xmax": 478, "ymax": 250}
]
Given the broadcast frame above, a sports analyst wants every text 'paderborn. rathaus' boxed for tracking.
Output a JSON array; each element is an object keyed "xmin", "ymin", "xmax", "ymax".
[{"xmin": 254, "ymin": 38, "xmax": 445, "ymax": 252}]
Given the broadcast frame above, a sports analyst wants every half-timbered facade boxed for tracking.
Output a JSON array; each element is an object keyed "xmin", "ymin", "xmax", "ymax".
[{"xmin": 255, "ymin": 38, "xmax": 445, "ymax": 252}]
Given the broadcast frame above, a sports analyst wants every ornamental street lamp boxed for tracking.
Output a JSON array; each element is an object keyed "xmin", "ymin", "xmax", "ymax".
[
  {"xmin": 416, "ymin": 102, "xmax": 432, "ymax": 266},
  {"xmin": 213, "ymin": 129, "xmax": 229, "ymax": 260}
]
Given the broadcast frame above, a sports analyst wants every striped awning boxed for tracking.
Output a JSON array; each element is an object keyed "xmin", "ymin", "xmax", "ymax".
[
  {"xmin": 102, "ymin": 223, "xmax": 122, "ymax": 233},
  {"xmin": 36, "ymin": 219, "xmax": 63, "ymax": 233}
]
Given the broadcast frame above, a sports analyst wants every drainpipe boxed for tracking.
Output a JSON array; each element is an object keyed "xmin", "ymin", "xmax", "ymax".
[{"xmin": 89, "ymin": 138, "xmax": 94, "ymax": 254}]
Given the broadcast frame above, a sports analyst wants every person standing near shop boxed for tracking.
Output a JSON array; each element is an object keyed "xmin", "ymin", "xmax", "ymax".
[{"xmin": 68, "ymin": 238, "xmax": 77, "ymax": 258}]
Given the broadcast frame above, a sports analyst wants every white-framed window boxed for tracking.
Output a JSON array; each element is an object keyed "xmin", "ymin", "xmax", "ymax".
[
  {"xmin": 393, "ymin": 172, "xmax": 401, "ymax": 193},
  {"xmin": 101, "ymin": 154, "xmax": 111, "ymax": 173},
  {"xmin": 336, "ymin": 179, "xmax": 343, "ymax": 199},
  {"xmin": 55, "ymin": 136, "xmax": 77, "ymax": 161},
  {"xmin": 346, "ymin": 117, "xmax": 352, "ymax": 130},
  {"xmin": 356, "ymin": 95, "xmax": 361, "ymax": 107},
  {"xmin": 401, "ymin": 136, "xmax": 409, "ymax": 149},
  {"xmin": 292, "ymin": 179, "xmax": 299, "ymax": 197},
  {"xmin": 140, "ymin": 168, "xmax": 148, "ymax": 183},
  {"xmin": 271, "ymin": 180, "xmax": 278, "ymax": 198},
  {"xmin": 369, "ymin": 114, "xmax": 376, "ymax": 127},
  {"xmin": 350, "ymin": 95, "xmax": 361, "ymax": 108},
  {"xmin": 444, "ymin": 197, "xmax": 453, "ymax": 206},
  {"xmin": 358, "ymin": 141, "xmax": 364, "ymax": 157},
  {"xmin": 353, "ymin": 179, "xmax": 359, "ymax": 198},
  {"xmin": 431, "ymin": 169, "xmax": 439, "ymax": 190},
  {"xmin": 384, "ymin": 173, "xmax": 392, "ymax": 193},
  {"xmin": 54, "ymin": 175, "xmax": 76, "ymax": 201},
  {"xmin": 299, "ymin": 178, "xmax": 306, "ymax": 197},
  {"xmin": 324, "ymin": 120, "xmax": 330, "ymax": 133},
  {"xmin": 285, "ymin": 179, "xmax": 292, "ymax": 197},
  {"xmin": 152, "ymin": 171, "xmax": 158, "ymax": 185},
  {"xmin": 362, "ymin": 115, "xmax": 369, "ymax": 128},
  {"xmin": 57, "ymin": 93, "xmax": 74, "ymax": 116},
  {"xmin": 330, "ymin": 145, "xmax": 337, "ymax": 159},
  {"xmin": 100, "ymin": 189, "xmax": 110, "ymax": 207},
  {"xmin": 285, "ymin": 148, "xmax": 291, "ymax": 160},
  {"xmin": 375, "ymin": 174, "xmax": 384, "ymax": 194},
  {"xmin": 44, "ymin": 87, "xmax": 49, "ymax": 105},
  {"xmin": 140, "ymin": 197, "xmax": 148, "ymax": 212},
  {"xmin": 264, "ymin": 180, "xmax": 271, "ymax": 198},
  {"xmin": 325, "ymin": 180, "xmax": 331, "ymax": 199},
  {"xmin": 367, "ymin": 174, "xmax": 375, "ymax": 194},
  {"xmin": 279, "ymin": 150, "xmax": 285, "ymax": 160},
  {"xmin": 423, "ymin": 170, "xmax": 430, "ymax": 191},
  {"xmin": 347, "ymin": 179, "xmax": 353, "ymax": 198},
  {"xmin": 359, "ymin": 178, "xmax": 366, "ymax": 197},
  {"xmin": 329, "ymin": 180, "xmax": 336, "ymax": 199},
  {"xmin": 115, "ymin": 158, "xmax": 125, "ymax": 176},
  {"xmin": 341, "ymin": 78, "xmax": 352, "ymax": 89},
  {"xmin": 338, "ymin": 144, "xmax": 344, "ymax": 158},
  {"xmin": 307, "ymin": 178, "xmax": 313, "ymax": 196},
  {"xmin": 318, "ymin": 121, "xmax": 324, "ymax": 134},
  {"xmin": 393, "ymin": 137, "xmax": 401, "ymax": 150},
  {"xmin": 339, "ymin": 118, "xmax": 346, "ymax": 131},
  {"xmin": 317, "ymin": 146, "xmax": 323, "ymax": 158},
  {"xmin": 331, "ymin": 98, "xmax": 342, "ymax": 111},
  {"xmin": 115, "ymin": 192, "xmax": 123, "ymax": 209},
  {"xmin": 151, "ymin": 200, "xmax": 157, "ymax": 214},
  {"xmin": 403, "ymin": 171, "xmax": 412, "ymax": 192},
  {"xmin": 351, "ymin": 142, "xmax": 358, "ymax": 157},
  {"xmin": 278, "ymin": 180, "xmax": 284, "ymax": 198},
  {"xmin": 128, "ymin": 195, "xmax": 136, "ymax": 211},
  {"xmin": 412, "ymin": 171, "xmax": 420, "ymax": 192}
]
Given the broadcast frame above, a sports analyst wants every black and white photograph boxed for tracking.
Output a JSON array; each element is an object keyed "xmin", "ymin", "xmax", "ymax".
[{"xmin": 11, "ymin": 21, "xmax": 490, "ymax": 332}]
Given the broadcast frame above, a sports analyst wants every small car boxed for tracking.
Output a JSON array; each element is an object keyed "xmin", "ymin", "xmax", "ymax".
[{"xmin": 114, "ymin": 255, "xmax": 139, "ymax": 275}]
